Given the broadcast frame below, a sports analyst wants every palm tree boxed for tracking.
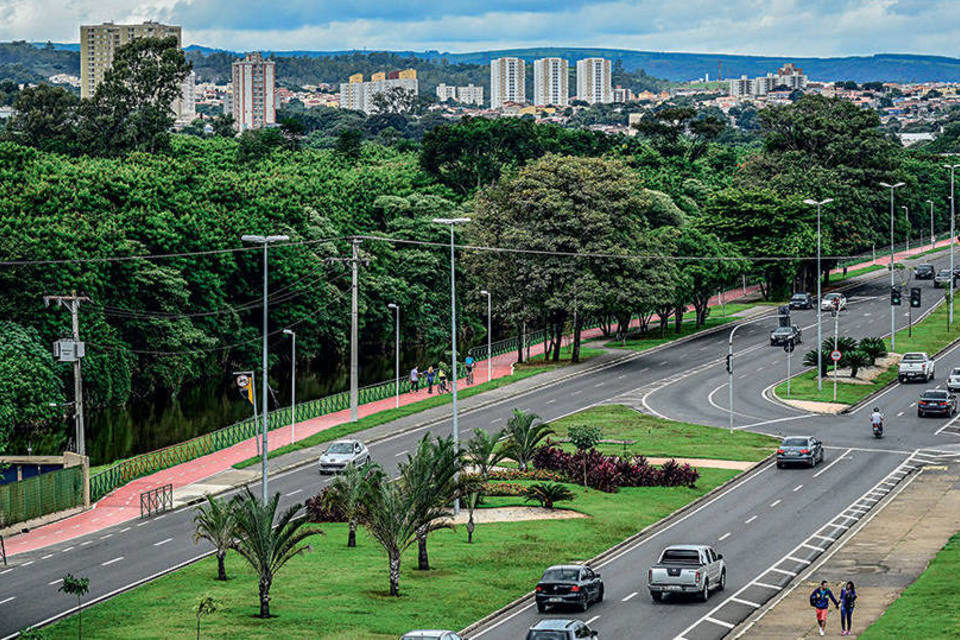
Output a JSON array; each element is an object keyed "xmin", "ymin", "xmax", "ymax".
[
  {"xmin": 359, "ymin": 473, "xmax": 450, "ymax": 596},
  {"xmin": 58, "ymin": 573, "xmax": 89, "ymax": 639},
  {"xmin": 524, "ymin": 482, "xmax": 575, "ymax": 509},
  {"xmin": 400, "ymin": 434, "xmax": 461, "ymax": 571},
  {"xmin": 858, "ymin": 337, "xmax": 888, "ymax": 365},
  {"xmin": 465, "ymin": 428, "xmax": 506, "ymax": 480},
  {"xmin": 843, "ymin": 350, "xmax": 871, "ymax": 379},
  {"xmin": 323, "ymin": 462, "xmax": 375, "ymax": 548},
  {"xmin": 503, "ymin": 409, "xmax": 554, "ymax": 470},
  {"xmin": 230, "ymin": 488, "xmax": 316, "ymax": 618},
  {"xmin": 193, "ymin": 495, "xmax": 236, "ymax": 581}
]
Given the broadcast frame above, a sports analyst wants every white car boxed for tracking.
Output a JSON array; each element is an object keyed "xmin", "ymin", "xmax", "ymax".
[
  {"xmin": 898, "ymin": 352, "xmax": 935, "ymax": 383},
  {"xmin": 948, "ymin": 367, "xmax": 960, "ymax": 392},
  {"xmin": 401, "ymin": 632, "xmax": 463, "ymax": 640},
  {"xmin": 821, "ymin": 292, "xmax": 847, "ymax": 311},
  {"xmin": 318, "ymin": 439, "xmax": 370, "ymax": 474}
]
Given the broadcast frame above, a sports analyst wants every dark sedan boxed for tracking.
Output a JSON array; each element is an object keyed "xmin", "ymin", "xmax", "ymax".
[
  {"xmin": 788, "ymin": 292, "xmax": 814, "ymax": 310},
  {"xmin": 535, "ymin": 564, "xmax": 604, "ymax": 613},
  {"xmin": 770, "ymin": 325, "xmax": 802, "ymax": 346},
  {"xmin": 915, "ymin": 264, "xmax": 935, "ymax": 280},
  {"xmin": 776, "ymin": 436, "xmax": 824, "ymax": 468},
  {"xmin": 917, "ymin": 389, "xmax": 958, "ymax": 417}
]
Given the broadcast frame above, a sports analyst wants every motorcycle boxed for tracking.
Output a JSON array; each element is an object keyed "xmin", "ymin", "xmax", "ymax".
[{"xmin": 872, "ymin": 421, "xmax": 884, "ymax": 439}]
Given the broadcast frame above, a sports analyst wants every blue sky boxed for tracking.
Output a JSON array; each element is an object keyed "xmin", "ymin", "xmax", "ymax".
[{"xmin": 2, "ymin": 0, "xmax": 959, "ymax": 57}]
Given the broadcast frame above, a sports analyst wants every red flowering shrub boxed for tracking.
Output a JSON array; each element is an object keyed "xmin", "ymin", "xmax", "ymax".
[{"xmin": 532, "ymin": 442, "xmax": 700, "ymax": 491}]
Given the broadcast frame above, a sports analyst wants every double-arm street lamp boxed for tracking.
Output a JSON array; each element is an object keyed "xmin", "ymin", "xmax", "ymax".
[
  {"xmin": 241, "ymin": 233, "xmax": 289, "ymax": 503},
  {"xmin": 433, "ymin": 217, "xmax": 470, "ymax": 516},
  {"xmin": 926, "ymin": 200, "xmax": 935, "ymax": 248},
  {"xmin": 803, "ymin": 198, "xmax": 833, "ymax": 392},
  {"xmin": 879, "ymin": 182, "xmax": 905, "ymax": 350}
]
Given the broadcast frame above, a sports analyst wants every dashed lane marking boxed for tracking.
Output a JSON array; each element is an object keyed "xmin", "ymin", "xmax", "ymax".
[
  {"xmin": 718, "ymin": 532, "xmax": 731, "ymax": 541},
  {"xmin": 793, "ymin": 484, "xmax": 803, "ymax": 492},
  {"xmin": 622, "ymin": 592, "xmax": 637, "ymax": 602},
  {"xmin": 153, "ymin": 538, "xmax": 172, "ymax": 547},
  {"xmin": 48, "ymin": 579, "xmax": 63, "ymax": 586},
  {"xmin": 770, "ymin": 499, "xmax": 782, "ymax": 507},
  {"xmin": 0, "ymin": 597, "xmax": 15, "ymax": 605},
  {"xmin": 585, "ymin": 615, "xmax": 600, "ymax": 625},
  {"xmin": 101, "ymin": 556, "xmax": 123, "ymax": 566},
  {"xmin": 745, "ymin": 515, "xmax": 758, "ymax": 524}
]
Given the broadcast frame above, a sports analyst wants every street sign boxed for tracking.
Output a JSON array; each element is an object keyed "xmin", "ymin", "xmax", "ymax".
[
  {"xmin": 830, "ymin": 350, "xmax": 842, "ymax": 362},
  {"xmin": 236, "ymin": 374, "xmax": 250, "ymax": 389}
]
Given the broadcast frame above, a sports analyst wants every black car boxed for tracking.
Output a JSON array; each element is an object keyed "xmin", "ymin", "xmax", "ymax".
[
  {"xmin": 788, "ymin": 292, "xmax": 814, "ymax": 310},
  {"xmin": 915, "ymin": 264, "xmax": 935, "ymax": 280},
  {"xmin": 776, "ymin": 436, "xmax": 824, "ymax": 468},
  {"xmin": 770, "ymin": 325, "xmax": 802, "ymax": 346},
  {"xmin": 535, "ymin": 564, "xmax": 604, "ymax": 613},
  {"xmin": 526, "ymin": 619, "xmax": 599, "ymax": 640},
  {"xmin": 917, "ymin": 389, "xmax": 958, "ymax": 417}
]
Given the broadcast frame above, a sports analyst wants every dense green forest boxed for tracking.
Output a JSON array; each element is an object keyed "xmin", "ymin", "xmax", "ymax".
[{"xmin": 0, "ymin": 42, "xmax": 951, "ymax": 460}]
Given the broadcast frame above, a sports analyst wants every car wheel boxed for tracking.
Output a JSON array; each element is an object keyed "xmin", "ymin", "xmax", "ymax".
[
  {"xmin": 918, "ymin": 410, "xmax": 924, "ymax": 417},
  {"xmin": 776, "ymin": 461, "xmax": 784, "ymax": 469},
  {"xmin": 700, "ymin": 580, "xmax": 710, "ymax": 602},
  {"xmin": 718, "ymin": 570, "xmax": 726, "ymax": 592},
  {"xmin": 899, "ymin": 376, "xmax": 906, "ymax": 383},
  {"xmin": 809, "ymin": 457, "xmax": 816, "ymax": 468},
  {"xmin": 651, "ymin": 591, "xmax": 662, "ymax": 603},
  {"xmin": 536, "ymin": 602, "xmax": 546, "ymax": 614},
  {"xmin": 597, "ymin": 585, "xmax": 604, "ymax": 603}
]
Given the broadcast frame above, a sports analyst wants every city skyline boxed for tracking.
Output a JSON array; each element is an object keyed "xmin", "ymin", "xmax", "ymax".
[{"xmin": 2, "ymin": 1, "xmax": 960, "ymax": 58}]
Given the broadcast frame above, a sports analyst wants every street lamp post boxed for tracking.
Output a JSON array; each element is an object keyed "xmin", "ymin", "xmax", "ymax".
[
  {"xmin": 480, "ymin": 290, "xmax": 492, "ymax": 383},
  {"xmin": 241, "ymin": 233, "xmax": 289, "ymax": 504},
  {"xmin": 433, "ymin": 217, "xmax": 470, "ymax": 516},
  {"xmin": 879, "ymin": 182, "xmax": 905, "ymax": 351},
  {"xmin": 727, "ymin": 310, "xmax": 789, "ymax": 433},
  {"xmin": 927, "ymin": 200, "xmax": 935, "ymax": 247},
  {"xmin": 387, "ymin": 303, "xmax": 400, "ymax": 409},
  {"xmin": 945, "ymin": 164, "xmax": 960, "ymax": 325},
  {"xmin": 804, "ymin": 198, "xmax": 833, "ymax": 392},
  {"xmin": 283, "ymin": 329, "xmax": 296, "ymax": 446}
]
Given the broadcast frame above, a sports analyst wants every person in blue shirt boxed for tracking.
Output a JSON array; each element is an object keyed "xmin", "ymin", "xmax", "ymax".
[
  {"xmin": 810, "ymin": 580, "xmax": 839, "ymax": 636},
  {"xmin": 839, "ymin": 581, "xmax": 857, "ymax": 635},
  {"xmin": 464, "ymin": 355, "xmax": 475, "ymax": 384}
]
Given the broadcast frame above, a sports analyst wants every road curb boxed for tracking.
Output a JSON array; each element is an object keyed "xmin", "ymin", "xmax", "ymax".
[{"xmin": 459, "ymin": 454, "xmax": 776, "ymax": 638}]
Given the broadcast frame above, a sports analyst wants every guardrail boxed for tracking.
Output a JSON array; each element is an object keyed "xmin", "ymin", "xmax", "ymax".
[{"xmin": 140, "ymin": 484, "xmax": 173, "ymax": 518}]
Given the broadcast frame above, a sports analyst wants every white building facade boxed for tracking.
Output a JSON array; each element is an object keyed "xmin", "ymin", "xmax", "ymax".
[
  {"xmin": 533, "ymin": 57, "xmax": 569, "ymax": 106},
  {"xmin": 576, "ymin": 57, "xmax": 612, "ymax": 104},
  {"xmin": 490, "ymin": 57, "xmax": 526, "ymax": 109}
]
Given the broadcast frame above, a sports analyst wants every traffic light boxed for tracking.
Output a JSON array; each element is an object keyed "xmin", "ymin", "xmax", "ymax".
[
  {"xmin": 891, "ymin": 287, "xmax": 902, "ymax": 306},
  {"xmin": 910, "ymin": 287, "xmax": 922, "ymax": 308}
]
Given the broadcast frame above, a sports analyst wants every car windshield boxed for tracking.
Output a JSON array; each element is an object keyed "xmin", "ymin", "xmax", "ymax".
[
  {"xmin": 327, "ymin": 443, "xmax": 354, "ymax": 454},
  {"xmin": 542, "ymin": 568, "xmax": 580, "ymax": 582},
  {"xmin": 773, "ymin": 327, "xmax": 792, "ymax": 334},
  {"xmin": 660, "ymin": 549, "xmax": 701, "ymax": 564},
  {"xmin": 952, "ymin": 368, "xmax": 960, "ymax": 376},
  {"xmin": 527, "ymin": 632, "xmax": 567, "ymax": 640},
  {"xmin": 782, "ymin": 437, "xmax": 809, "ymax": 447},
  {"xmin": 824, "ymin": 294, "xmax": 839, "ymax": 300},
  {"xmin": 939, "ymin": 270, "xmax": 952, "ymax": 277},
  {"xmin": 902, "ymin": 354, "xmax": 924, "ymax": 361},
  {"xmin": 791, "ymin": 294, "xmax": 806, "ymax": 300},
  {"xmin": 922, "ymin": 391, "xmax": 949, "ymax": 400}
]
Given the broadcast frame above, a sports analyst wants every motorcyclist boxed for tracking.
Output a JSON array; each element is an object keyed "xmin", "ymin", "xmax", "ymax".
[{"xmin": 871, "ymin": 407, "xmax": 884, "ymax": 435}]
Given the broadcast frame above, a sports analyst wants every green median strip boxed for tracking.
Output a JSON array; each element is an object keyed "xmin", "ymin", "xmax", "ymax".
[
  {"xmin": 775, "ymin": 298, "xmax": 960, "ymax": 406},
  {"xmin": 605, "ymin": 303, "xmax": 774, "ymax": 353},
  {"xmin": 233, "ymin": 349, "xmax": 604, "ymax": 470},
  {"xmin": 44, "ymin": 408, "xmax": 776, "ymax": 640},
  {"xmin": 859, "ymin": 532, "xmax": 960, "ymax": 639},
  {"xmin": 827, "ymin": 263, "xmax": 884, "ymax": 284}
]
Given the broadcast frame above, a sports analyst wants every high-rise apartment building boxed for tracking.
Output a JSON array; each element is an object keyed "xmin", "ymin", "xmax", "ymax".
[
  {"xmin": 613, "ymin": 85, "xmax": 634, "ymax": 103},
  {"xmin": 533, "ymin": 57, "xmax": 569, "ymax": 106},
  {"xmin": 490, "ymin": 57, "xmax": 526, "ymax": 109},
  {"xmin": 232, "ymin": 52, "xmax": 276, "ymax": 131},
  {"xmin": 576, "ymin": 58, "xmax": 612, "ymax": 104},
  {"xmin": 339, "ymin": 70, "xmax": 418, "ymax": 114},
  {"xmin": 178, "ymin": 71, "xmax": 196, "ymax": 123},
  {"xmin": 728, "ymin": 75, "xmax": 752, "ymax": 98},
  {"xmin": 80, "ymin": 21, "xmax": 181, "ymax": 98}
]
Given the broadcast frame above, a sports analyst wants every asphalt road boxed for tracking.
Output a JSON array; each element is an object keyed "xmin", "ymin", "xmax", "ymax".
[{"xmin": 3, "ymin": 251, "xmax": 960, "ymax": 639}]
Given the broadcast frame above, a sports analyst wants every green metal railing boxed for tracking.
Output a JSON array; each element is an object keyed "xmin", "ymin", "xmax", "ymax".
[{"xmin": 0, "ymin": 466, "xmax": 84, "ymax": 526}]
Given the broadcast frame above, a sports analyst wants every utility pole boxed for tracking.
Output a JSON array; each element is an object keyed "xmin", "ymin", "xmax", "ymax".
[
  {"xmin": 804, "ymin": 198, "xmax": 833, "ymax": 392},
  {"xmin": 927, "ymin": 200, "xmax": 935, "ymax": 247},
  {"xmin": 388, "ymin": 303, "xmax": 400, "ymax": 409},
  {"xmin": 880, "ymin": 182, "xmax": 905, "ymax": 350},
  {"xmin": 945, "ymin": 163, "xmax": 960, "ymax": 325},
  {"xmin": 283, "ymin": 330, "xmax": 296, "ymax": 445},
  {"xmin": 903, "ymin": 205, "xmax": 911, "ymax": 254},
  {"xmin": 327, "ymin": 239, "xmax": 369, "ymax": 422},
  {"xmin": 44, "ymin": 292, "xmax": 89, "ymax": 457},
  {"xmin": 480, "ymin": 290, "xmax": 492, "ymax": 382}
]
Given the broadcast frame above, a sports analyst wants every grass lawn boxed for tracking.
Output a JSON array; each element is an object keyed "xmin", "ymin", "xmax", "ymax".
[
  {"xmin": 859, "ymin": 532, "xmax": 960, "ymax": 639},
  {"xmin": 827, "ymin": 263, "xmax": 884, "ymax": 284},
  {"xmin": 234, "ymin": 348, "xmax": 604, "ymax": 469},
  {"xmin": 44, "ymin": 468, "xmax": 737, "ymax": 639},
  {"xmin": 774, "ymin": 299, "xmax": 960, "ymax": 405},
  {"xmin": 604, "ymin": 303, "xmax": 773, "ymax": 353},
  {"xmin": 547, "ymin": 404, "xmax": 778, "ymax": 462}
]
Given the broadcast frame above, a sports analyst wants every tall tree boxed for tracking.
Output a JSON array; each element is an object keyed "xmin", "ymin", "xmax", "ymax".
[
  {"xmin": 400, "ymin": 434, "xmax": 461, "ymax": 571},
  {"xmin": 230, "ymin": 489, "xmax": 316, "ymax": 618},
  {"xmin": 503, "ymin": 409, "xmax": 554, "ymax": 471},
  {"xmin": 322, "ymin": 461, "xmax": 374, "ymax": 547},
  {"xmin": 5, "ymin": 84, "xmax": 78, "ymax": 153},
  {"xmin": 58, "ymin": 574, "xmax": 89, "ymax": 640}
]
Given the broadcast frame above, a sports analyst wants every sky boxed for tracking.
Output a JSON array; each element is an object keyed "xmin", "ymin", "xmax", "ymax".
[{"xmin": 1, "ymin": 0, "xmax": 959, "ymax": 57}]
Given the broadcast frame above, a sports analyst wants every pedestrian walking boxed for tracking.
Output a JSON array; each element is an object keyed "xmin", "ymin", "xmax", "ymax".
[
  {"xmin": 465, "ymin": 354, "xmax": 475, "ymax": 385},
  {"xmin": 437, "ymin": 367, "xmax": 448, "ymax": 393},
  {"xmin": 839, "ymin": 581, "xmax": 857, "ymax": 635},
  {"xmin": 410, "ymin": 366, "xmax": 419, "ymax": 393},
  {"xmin": 809, "ymin": 580, "xmax": 839, "ymax": 636},
  {"xmin": 426, "ymin": 366, "xmax": 436, "ymax": 394}
]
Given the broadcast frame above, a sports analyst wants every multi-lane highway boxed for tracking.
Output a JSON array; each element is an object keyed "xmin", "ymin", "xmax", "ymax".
[{"xmin": 3, "ymin": 250, "xmax": 960, "ymax": 639}]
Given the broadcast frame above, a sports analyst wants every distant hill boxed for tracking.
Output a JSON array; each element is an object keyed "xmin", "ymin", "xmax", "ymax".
[{"xmin": 18, "ymin": 42, "xmax": 960, "ymax": 83}]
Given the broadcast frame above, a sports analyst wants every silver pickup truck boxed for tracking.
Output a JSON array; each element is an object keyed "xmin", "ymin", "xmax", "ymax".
[{"xmin": 647, "ymin": 544, "xmax": 726, "ymax": 602}]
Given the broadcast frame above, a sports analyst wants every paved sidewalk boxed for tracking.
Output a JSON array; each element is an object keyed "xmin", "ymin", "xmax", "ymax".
[{"xmin": 737, "ymin": 463, "xmax": 960, "ymax": 639}]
